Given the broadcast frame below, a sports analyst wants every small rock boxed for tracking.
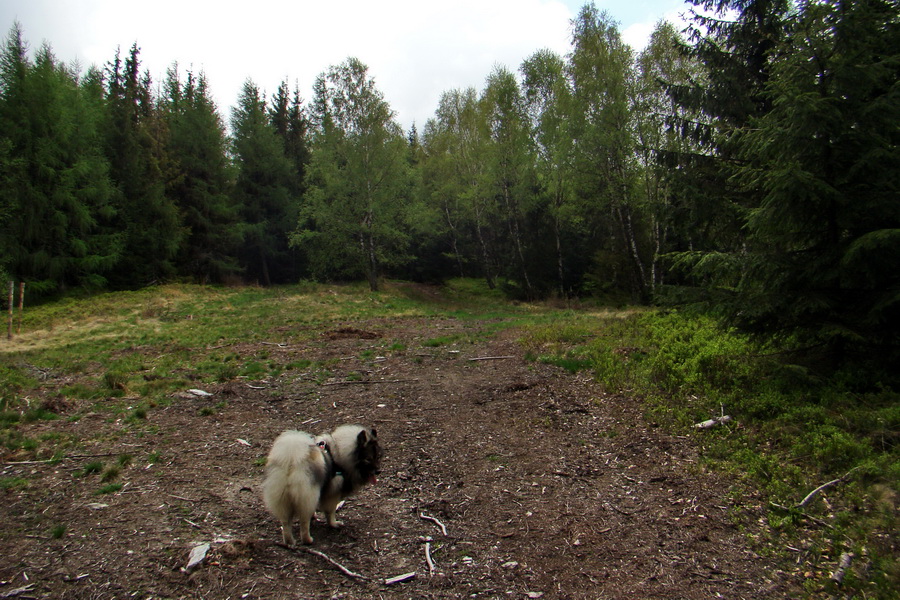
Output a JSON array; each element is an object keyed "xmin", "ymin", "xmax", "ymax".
[{"xmin": 184, "ymin": 543, "xmax": 210, "ymax": 571}]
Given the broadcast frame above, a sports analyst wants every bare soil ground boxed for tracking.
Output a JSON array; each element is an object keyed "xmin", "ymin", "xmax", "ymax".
[{"xmin": 0, "ymin": 316, "xmax": 795, "ymax": 599}]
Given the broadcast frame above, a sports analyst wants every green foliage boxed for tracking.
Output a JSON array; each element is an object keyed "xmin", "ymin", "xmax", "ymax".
[
  {"xmin": 164, "ymin": 67, "xmax": 241, "ymax": 284},
  {"xmin": 104, "ymin": 44, "xmax": 183, "ymax": 288},
  {"xmin": 295, "ymin": 58, "xmax": 414, "ymax": 291},
  {"xmin": 231, "ymin": 79, "xmax": 298, "ymax": 285},
  {"xmin": 0, "ymin": 25, "xmax": 120, "ymax": 293},
  {"xmin": 669, "ymin": 0, "xmax": 900, "ymax": 371},
  {"xmin": 22, "ymin": 407, "xmax": 59, "ymax": 423}
]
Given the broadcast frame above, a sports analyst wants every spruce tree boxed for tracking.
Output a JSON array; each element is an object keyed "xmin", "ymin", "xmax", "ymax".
[
  {"xmin": 231, "ymin": 79, "xmax": 296, "ymax": 285},
  {"xmin": 0, "ymin": 27, "xmax": 119, "ymax": 293},
  {"xmin": 730, "ymin": 0, "xmax": 900, "ymax": 364},
  {"xmin": 104, "ymin": 44, "xmax": 182, "ymax": 287},
  {"xmin": 164, "ymin": 66, "xmax": 242, "ymax": 283}
]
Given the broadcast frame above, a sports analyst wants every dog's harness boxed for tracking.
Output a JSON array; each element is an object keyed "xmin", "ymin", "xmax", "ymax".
[{"xmin": 317, "ymin": 440, "xmax": 353, "ymax": 494}]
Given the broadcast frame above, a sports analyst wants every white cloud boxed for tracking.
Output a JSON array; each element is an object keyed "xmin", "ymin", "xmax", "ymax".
[{"xmin": 1, "ymin": 0, "xmax": 690, "ymax": 129}]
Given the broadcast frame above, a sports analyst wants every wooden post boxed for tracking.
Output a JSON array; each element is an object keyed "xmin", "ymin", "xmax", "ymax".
[
  {"xmin": 7, "ymin": 281, "xmax": 13, "ymax": 340},
  {"xmin": 17, "ymin": 282, "xmax": 24, "ymax": 335}
]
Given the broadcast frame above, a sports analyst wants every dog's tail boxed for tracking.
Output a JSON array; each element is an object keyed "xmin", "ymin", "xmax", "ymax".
[{"xmin": 263, "ymin": 432, "xmax": 327, "ymax": 522}]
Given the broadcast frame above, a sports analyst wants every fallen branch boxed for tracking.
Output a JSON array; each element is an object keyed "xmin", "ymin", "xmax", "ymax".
[
  {"xmin": 424, "ymin": 542, "xmax": 435, "ymax": 575},
  {"xmin": 4, "ymin": 452, "xmax": 122, "ymax": 466},
  {"xmin": 769, "ymin": 502, "xmax": 837, "ymax": 530},
  {"xmin": 420, "ymin": 512, "xmax": 448, "ymax": 536},
  {"xmin": 277, "ymin": 543, "xmax": 368, "ymax": 581},
  {"xmin": 797, "ymin": 467, "xmax": 860, "ymax": 508},
  {"xmin": 305, "ymin": 548, "xmax": 368, "ymax": 581},
  {"xmin": 831, "ymin": 552, "xmax": 854, "ymax": 584},
  {"xmin": 0, "ymin": 583, "xmax": 35, "ymax": 599},
  {"xmin": 384, "ymin": 571, "xmax": 417, "ymax": 585},
  {"xmin": 468, "ymin": 355, "xmax": 515, "ymax": 362},
  {"xmin": 323, "ymin": 379, "xmax": 416, "ymax": 386},
  {"xmin": 694, "ymin": 415, "xmax": 732, "ymax": 429}
]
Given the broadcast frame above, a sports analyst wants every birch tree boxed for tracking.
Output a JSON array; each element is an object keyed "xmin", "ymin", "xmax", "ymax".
[{"xmin": 294, "ymin": 58, "xmax": 410, "ymax": 291}]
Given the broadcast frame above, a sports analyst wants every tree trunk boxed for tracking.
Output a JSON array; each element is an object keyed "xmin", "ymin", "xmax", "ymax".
[
  {"xmin": 362, "ymin": 211, "xmax": 379, "ymax": 292},
  {"xmin": 554, "ymin": 187, "xmax": 566, "ymax": 298},
  {"xmin": 615, "ymin": 203, "xmax": 647, "ymax": 302},
  {"xmin": 443, "ymin": 204, "xmax": 465, "ymax": 278},
  {"xmin": 259, "ymin": 248, "xmax": 271, "ymax": 287},
  {"xmin": 472, "ymin": 198, "xmax": 495, "ymax": 289},
  {"xmin": 502, "ymin": 182, "xmax": 533, "ymax": 299}
]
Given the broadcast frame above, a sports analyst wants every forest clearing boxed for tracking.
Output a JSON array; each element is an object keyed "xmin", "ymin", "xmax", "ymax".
[{"xmin": 1, "ymin": 283, "xmax": 895, "ymax": 599}]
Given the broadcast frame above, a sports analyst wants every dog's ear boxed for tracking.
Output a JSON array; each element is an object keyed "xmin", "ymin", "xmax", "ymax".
[
  {"xmin": 357, "ymin": 429, "xmax": 368, "ymax": 447},
  {"xmin": 370, "ymin": 428, "xmax": 377, "ymax": 438}
]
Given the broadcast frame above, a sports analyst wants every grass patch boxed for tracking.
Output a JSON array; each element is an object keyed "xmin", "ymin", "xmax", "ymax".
[
  {"xmin": 22, "ymin": 407, "xmax": 59, "ymax": 423},
  {"xmin": 101, "ymin": 466, "xmax": 120, "ymax": 482},
  {"xmin": 423, "ymin": 335, "xmax": 459, "ymax": 348},
  {"xmin": 96, "ymin": 483, "xmax": 123, "ymax": 495},
  {"xmin": 80, "ymin": 461, "xmax": 104, "ymax": 477},
  {"xmin": 0, "ymin": 476, "xmax": 29, "ymax": 490}
]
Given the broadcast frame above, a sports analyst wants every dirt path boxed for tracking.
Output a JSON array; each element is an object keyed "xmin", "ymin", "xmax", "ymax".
[{"xmin": 0, "ymin": 316, "xmax": 792, "ymax": 599}]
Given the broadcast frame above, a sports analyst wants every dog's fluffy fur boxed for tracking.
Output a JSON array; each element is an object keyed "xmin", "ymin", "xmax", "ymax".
[
  {"xmin": 315, "ymin": 425, "xmax": 382, "ymax": 528},
  {"xmin": 262, "ymin": 425, "xmax": 381, "ymax": 545}
]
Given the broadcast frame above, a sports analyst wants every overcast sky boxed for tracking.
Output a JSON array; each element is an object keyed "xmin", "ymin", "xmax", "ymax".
[{"xmin": 1, "ymin": 0, "xmax": 689, "ymax": 130}]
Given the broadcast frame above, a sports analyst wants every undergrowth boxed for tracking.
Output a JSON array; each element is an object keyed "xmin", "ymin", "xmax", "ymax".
[{"xmin": 524, "ymin": 310, "xmax": 899, "ymax": 599}]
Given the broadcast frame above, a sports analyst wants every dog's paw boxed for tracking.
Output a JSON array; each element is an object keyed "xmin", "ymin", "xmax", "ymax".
[{"xmin": 281, "ymin": 531, "xmax": 296, "ymax": 546}]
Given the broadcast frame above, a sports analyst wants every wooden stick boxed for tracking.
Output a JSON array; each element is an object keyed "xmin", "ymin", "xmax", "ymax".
[
  {"xmin": 797, "ymin": 467, "xmax": 860, "ymax": 508},
  {"xmin": 420, "ymin": 512, "xmax": 448, "ymax": 536},
  {"xmin": 277, "ymin": 544, "xmax": 368, "ymax": 581},
  {"xmin": 0, "ymin": 583, "xmax": 36, "ymax": 599},
  {"xmin": 323, "ymin": 379, "xmax": 416, "ymax": 386},
  {"xmin": 694, "ymin": 415, "xmax": 732, "ymax": 429},
  {"xmin": 7, "ymin": 281, "xmax": 13, "ymax": 340},
  {"xmin": 384, "ymin": 571, "xmax": 417, "ymax": 585},
  {"xmin": 424, "ymin": 542, "xmax": 435, "ymax": 575},
  {"xmin": 468, "ymin": 356, "xmax": 515, "ymax": 361},
  {"xmin": 831, "ymin": 552, "xmax": 854, "ymax": 584},
  {"xmin": 16, "ymin": 282, "xmax": 23, "ymax": 335}
]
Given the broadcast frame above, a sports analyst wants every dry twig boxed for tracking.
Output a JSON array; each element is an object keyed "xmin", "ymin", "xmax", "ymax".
[
  {"xmin": 420, "ymin": 512, "xmax": 448, "ymax": 536},
  {"xmin": 277, "ymin": 543, "xmax": 368, "ymax": 581},
  {"xmin": 384, "ymin": 572, "xmax": 417, "ymax": 585},
  {"xmin": 0, "ymin": 583, "xmax": 35, "ymax": 599},
  {"xmin": 831, "ymin": 552, "xmax": 854, "ymax": 584},
  {"xmin": 424, "ymin": 542, "xmax": 435, "ymax": 575},
  {"xmin": 323, "ymin": 379, "xmax": 416, "ymax": 386},
  {"xmin": 797, "ymin": 467, "xmax": 860, "ymax": 508}
]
